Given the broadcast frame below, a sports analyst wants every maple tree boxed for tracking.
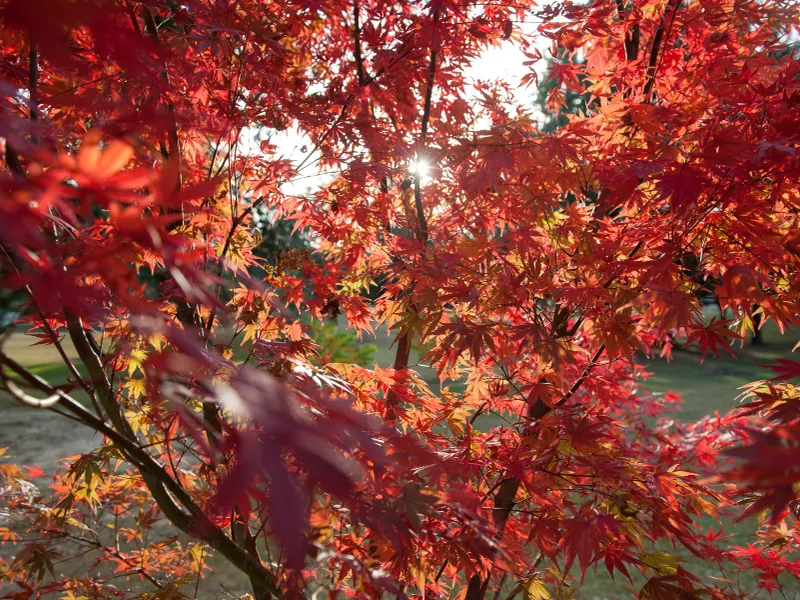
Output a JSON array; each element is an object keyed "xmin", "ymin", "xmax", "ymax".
[{"xmin": 0, "ymin": 0, "xmax": 799, "ymax": 599}]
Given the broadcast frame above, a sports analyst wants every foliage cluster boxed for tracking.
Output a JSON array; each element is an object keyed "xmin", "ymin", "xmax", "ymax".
[{"xmin": 0, "ymin": 1, "xmax": 800, "ymax": 599}]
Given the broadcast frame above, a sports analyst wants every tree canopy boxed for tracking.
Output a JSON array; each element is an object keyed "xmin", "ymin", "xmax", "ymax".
[{"xmin": 1, "ymin": 0, "xmax": 800, "ymax": 599}]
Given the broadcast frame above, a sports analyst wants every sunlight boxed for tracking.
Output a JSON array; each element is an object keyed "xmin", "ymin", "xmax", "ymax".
[{"xmin": 413, "ymin": 157, "xmax": 430, "ymax": 181}]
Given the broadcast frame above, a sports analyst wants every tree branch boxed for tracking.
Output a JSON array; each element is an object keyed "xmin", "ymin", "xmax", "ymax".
[
  {"xmin": 642, "ymin": 0, "xmax": 682, "ymax": 98},
  {"xmin": 387, "ymin": 9, "xmax": 440, "ymax": 413},
  {"xmin": 0, "ymin": 352, "xmax": 282, "ymax": 598},
  {"xmin": 353, "ymin": 1, "xmax": 368, "ymax": 87},
  {"xmin": 464, "ymin": 344, "xmax": 606, "ymax": 600},
  {"xmin": 204, "ymin": 30, "xmax": 418, "ymax": 341},
  {"xmin": 4, "ymin": 38, "xmax": 38, "ymax": 177},
  {"xmin": 614, "ymin": 0, "xmax": 640, "ymax": 61},
  {"xmin": 412, "ymin": 9, "xmax": 439, "ymax": 244},
  {"xmin": 0, "ymin": 245, "xmax": 100, "ymax": 413},
  {"xmin": 141, "ymin": 6, "xmax": 182, "ymax": 186},
  {"xmin": 62, "ymin": 309, "xmax": 281, "ymax": 598},
  {"xmin": 29, "ymin": 42, "xmax": 38, "ymax": 125},
  {"xmin": 465, "ymin": 238, "xmax": 644, "ymax": 600},
  {"xmin": 0, "ymin": 367, "xmax": 60, "ymax": 407}
]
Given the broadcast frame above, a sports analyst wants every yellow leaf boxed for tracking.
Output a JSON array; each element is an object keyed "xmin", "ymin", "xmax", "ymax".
[
  {"xmin": 127, "ymin": 348, "xmax": 148, "ymax": 376},
  {"xmin": 124, "ymin": 378, "xmax": 147, "ymax": 399},
  {"xmin": 241, "ymin": 323, "xmax": 261, "ymax": 344},
  {"xmin": 734, "ymin": 314, "xmax": 755, "ymax": 341},
  {"xmin": 641, "ymin": 550, "xmax": 680, "ymax": 575},
  {"xmin": 447, "ymin": 407, "xmax": 469, "ymax": 436},
  {"xmin": 524, "ymin": 577, "xmax": 551, "ymax": 600},
  {"xmin": 149, "ymin": 334, "xmax": 167, "ymax": 352},
  {"xmin": 217, "ymin": 230, "xmax": 257, "ymax": 269},
  {"xmin": 465, "ymin": 373, "xmax": 490, "ymax": 404},
  {"xmin": 309, "ymin": 526, "xmax": 333, "ymax": 550},
  {"xmin": 74, "ymin": 483, "xmax": 101, "ymax": 508},
  {"xmin": 64, "ymin": 517, "xmax": 91, "ymax": 532},
  {"xmin": 666, "ymin": 465, "xmax": 696, "ymax": 477},
  {"xmin": 188, "ymin": 544, "xmax": 210, "ymax": 572},
  {"xmin": 124, "ymin": 410, "xmax": 147, "ymax": 435},
  {"xmin": 409, "ymin": 561, "xmax": 428, "ymax": 599}
]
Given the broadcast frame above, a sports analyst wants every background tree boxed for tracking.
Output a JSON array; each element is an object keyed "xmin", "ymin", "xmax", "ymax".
[{"xmin": 0, "ymin": 1, "xmax": 799, "ymax": 599}]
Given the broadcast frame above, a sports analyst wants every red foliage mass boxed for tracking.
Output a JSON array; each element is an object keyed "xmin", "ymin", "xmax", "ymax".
[{"xmin": 0, "ymin": 0, "xmax": 799, "ymax": 599}]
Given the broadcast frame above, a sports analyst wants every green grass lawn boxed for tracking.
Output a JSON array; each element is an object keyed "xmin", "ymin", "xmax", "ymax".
[
  {"xmin": 2, "ymin": 318, "xmax": 799, "ymax": 598},
  {"xmin": 642, "ymin": 320, "xmax": 797, "ymax": 422}
]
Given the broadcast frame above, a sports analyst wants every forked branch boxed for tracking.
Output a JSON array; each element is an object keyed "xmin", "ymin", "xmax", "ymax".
[{"xmin": 0, "ymin": 352, "xmax": 283, "ymax": 598}]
